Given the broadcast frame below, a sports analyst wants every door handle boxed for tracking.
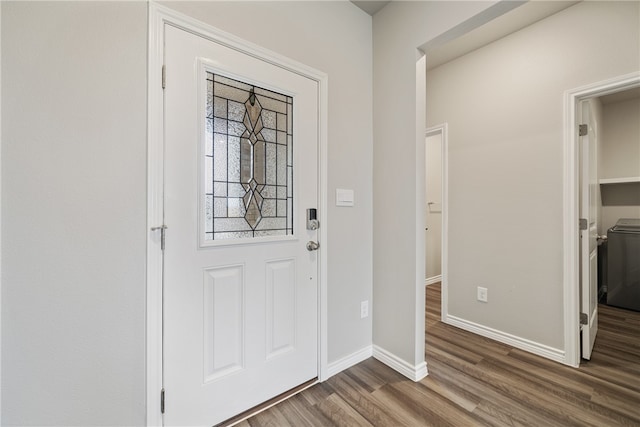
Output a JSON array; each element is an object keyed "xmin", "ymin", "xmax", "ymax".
[{"xmin": 306, "ymin": 241, "xmax": 320, "ymax": 251}]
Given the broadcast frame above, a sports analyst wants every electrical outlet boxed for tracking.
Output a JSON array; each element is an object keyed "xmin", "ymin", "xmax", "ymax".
[
  {"xmin": 360, "ymin": 300, "xmax": 369, "ymax": 318},
  {"xmin": 477, "ymin": 287, "xmax": 488, "ymax": 303}
]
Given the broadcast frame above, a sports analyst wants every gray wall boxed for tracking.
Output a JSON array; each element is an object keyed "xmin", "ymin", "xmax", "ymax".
[
  {"xmin": 2, "ymin": 2, "xmax": 148, "ymax": 424},
  {"xmin": 601, "ymin": 96, "xmax": 640, "ymax": 180},
  {"xmin": 2, "ymin": 1, "xmax": 373, "ymax": 424},
  {"xmin": 600, "ymin": 94, "xmax": 640, "ymax": 232},
  {"xmin": 426, "ymin": 1, "xmax": 639, "ymax": 350}
]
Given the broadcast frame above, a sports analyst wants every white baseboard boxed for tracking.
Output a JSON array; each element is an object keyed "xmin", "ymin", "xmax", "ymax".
[
  {"xmin": 444, "ymin": 314, "xmax": 566, "ymax": 364},
  {"xmin": 372, "ymin": 345, "xmax": 428, "ymax": 381},
  {"xmin": 424, "ymin": 275, "xmax": 442, "ymax": 286},
  {"xmin": 326, "ymin": 345, "xmax": 373, "ymax": 379}
]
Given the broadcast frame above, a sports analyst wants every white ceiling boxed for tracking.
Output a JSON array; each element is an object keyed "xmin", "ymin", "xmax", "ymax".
[
  {"xmin": 425, "ymin": 1, "xmax": 580, "ymax": 70},
  {"xmin": 351, "ymin": 1, "xmax": 581, "ymax": 71}
]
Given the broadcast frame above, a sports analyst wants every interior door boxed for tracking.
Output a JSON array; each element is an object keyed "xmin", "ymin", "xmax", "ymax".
[
  {"xmin": 425, "ymin": 132, "xmax": 442, "ymax": 281},
  {"xmin": 579, "ymin": 99, "xmax": 598, "ymax": 360},
  {"xmin": 163, "ymin": 24, "xmax": 319, "ymax": 425}
]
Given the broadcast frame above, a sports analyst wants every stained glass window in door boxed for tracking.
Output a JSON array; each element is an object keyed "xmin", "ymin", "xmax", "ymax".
[{"xmin": 205, "ymin": 73, "xmax": 293, "ymax": 240}]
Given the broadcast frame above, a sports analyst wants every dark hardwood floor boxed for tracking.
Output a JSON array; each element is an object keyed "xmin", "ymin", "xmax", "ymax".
[{"xmin": 239, "ymin": 283, "xmax": 640, "ymax": 426}]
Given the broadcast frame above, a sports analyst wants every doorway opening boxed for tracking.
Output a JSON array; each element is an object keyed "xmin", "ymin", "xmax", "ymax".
[
  {"xmin": 425, "ymin": 124, "xmax": 448, "ymax": 322},
  {"xmin": 563, "ymin": 71, "xmax": 640, "ymax": 366}
]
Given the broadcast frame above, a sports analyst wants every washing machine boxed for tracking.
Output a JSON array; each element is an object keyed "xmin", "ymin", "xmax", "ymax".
[{"xmin": 607, "ymin": 218, "xmax": 640, "ymax": 311}]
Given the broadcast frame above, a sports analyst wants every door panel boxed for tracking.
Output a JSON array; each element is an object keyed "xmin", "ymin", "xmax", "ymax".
[
  {"xmin": 425, "ymin": 133, "xmax": 442, "ymax": 280},
  {"xmin": 580, "ymin": 100, "xmax": 598, "ymax": 360},
  {"xmin": 265, "ymin": 258, "xmax": 296, "ymax": 359},
  {"xmin": 203, "ymin": 264, "xmax": 244, "ymax": 381},
  {"xmin": 163, "ymin": 24, "xmax": 319, "ymax": 426}
]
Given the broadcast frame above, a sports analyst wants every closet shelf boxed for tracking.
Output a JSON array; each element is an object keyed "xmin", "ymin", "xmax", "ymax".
[{"xmin": 599, "ymin": 177, "xmax": 640, "ymax": 184}]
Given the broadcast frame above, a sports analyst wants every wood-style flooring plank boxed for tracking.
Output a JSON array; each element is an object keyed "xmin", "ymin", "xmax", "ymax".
[
  {"xmin": 428, "ymin": 351, "xmax": 574, "ymax": 426},
  {"xmin": 418, "ymin": 375, "xmax": 479, "ymax": 413},
  {"xmin": 390, "ymin": 379, "xmax": 485, "ymax": 426},
  {"xmin": 242, "ymin": 283, "xmax": 640, "ymax": 426},
  {"xmin": 275, "ymin": 394, "xmax": 335, "ymax": 427},
  {"xmin": 323, "ymin": 372, "xmax": 403, "ymax": 426},
  {"xmin": 315, "ymin": 393, "xmax": 373, "ymax": 427}
]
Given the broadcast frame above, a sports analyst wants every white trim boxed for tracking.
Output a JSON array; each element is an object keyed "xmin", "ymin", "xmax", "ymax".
[
  {"xmin": 373, "ymin": 345, "xmax": 428, "ymax": 382},
  {"xmin": 562, "ymin": 71, "xmax": 640, "ymax": 368},
  {"xmin": 444, "ymin": 315, "xmax": 566, "ymax": 364},
  {"xmin": 425, "ymin": 123, "xmax": 449, "ymax": 322},
  {"xmin": 414, "ymin": 54, "xmax": 427, "ymax": 374},
  {"xmin": 146, "ymin": 3, "xmax": 329, "ymax": 425},
  {"xmin": 0, "ymin": 3, "xmax": 3, "ymax": 420},
  {"xmin": 599, "ymin": 176, "xmax": 640, "ymax": 184},
  {"xmin": 318, "ymin": 33, "xmax": 330, "ymax": 384},
  {"xmin": 326, "ymin": 346, "xmax": 373, "ymax": 379},
  {"xmin": 146, "ymin": 4, "xmax": 164, "ymax": 425},
  {"xmin": 424, "ymin": 275, "xmax": 442, "ymax": 286}
]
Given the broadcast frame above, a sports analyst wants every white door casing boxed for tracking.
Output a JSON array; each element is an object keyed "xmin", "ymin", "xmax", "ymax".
[
  {"xmin": 562, "ymin": 72, "xmax": 640, "ymax": 367},
  {"xmin": 579, "ymin": 100, "xmax": 598, "ymax": 360},
  {"xmin": 146, "ymin": 4, "xmax": 329, "ymax": 426}
]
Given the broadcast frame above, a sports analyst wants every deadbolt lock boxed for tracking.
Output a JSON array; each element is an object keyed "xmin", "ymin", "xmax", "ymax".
[{"xmin": 307, "ymin": 208, "xmax": 319, "ymax": 230}]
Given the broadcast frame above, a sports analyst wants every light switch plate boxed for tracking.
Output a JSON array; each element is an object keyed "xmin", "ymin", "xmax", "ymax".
[{"xmin": 336, "ymin": 188, "xmax": 354, "ymax": 207}]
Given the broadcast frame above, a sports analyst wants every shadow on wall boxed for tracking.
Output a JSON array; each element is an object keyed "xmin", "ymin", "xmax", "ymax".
[{"xmin": 601, "ymin": 184, "xmax": 640, "ymax": 206}]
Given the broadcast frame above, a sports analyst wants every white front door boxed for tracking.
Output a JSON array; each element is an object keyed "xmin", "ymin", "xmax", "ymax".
[
  {"xmin": 579, "ymin": 99, "xmax": 598, "ymax": 360},
  {"xmin": 163, "ymin": 24, "xmax": 319, "ymax": 426}
]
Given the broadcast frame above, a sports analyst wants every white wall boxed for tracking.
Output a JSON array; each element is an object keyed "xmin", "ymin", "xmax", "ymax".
[
  {"xmin": 372, "ymin": 0, "xmax": 503, "ymax": 372},
  {"xmin": 589, "ymin": 97, "xmax": 604, "ymax": 236},
  {"xmin": 601, "ymin": 96, "xmax": 640, "ymax": 180},
  {"xmin": 426, "ymin": 1, "xmax": 639, "ymax": 352},
  {"xmin": 2, "ymin": 1, "xmax": 372, "ymax": 424},
  {"xmin": 2, "ymin": 2, "xmax": 148, "ymax": 424},
  {"xmin": 600, "ymin": 95, "xmax": 640, "ymax": 232}
]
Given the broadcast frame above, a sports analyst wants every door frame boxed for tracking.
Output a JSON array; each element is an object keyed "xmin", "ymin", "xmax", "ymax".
[
  {"xmin": 146, "ymin": 3, "xmax": 329, "ymax": 425},
  {"xmin": 562, "ymin": 71, "xmax": 640, "ymax": 367},
  {"xmin": 424, "ymin": 124, "xmax": 448, "ymax": 321}
]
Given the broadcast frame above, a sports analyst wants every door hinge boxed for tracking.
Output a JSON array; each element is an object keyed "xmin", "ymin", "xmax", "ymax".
[
  {"xmin": 579, "ymin": 218, "xmax": 588, "ymax": 231},
  {"xmin": 151, "ymin": 225, "xmax": 168, "ymax": 250},
  {"xmin": 162, "ymin": 65, "xmax": 166, "ymax": 90},
  {"xmin": 160, "ymin": 388, "xmax": 165, "ymax": 414},
  {"xmin": 580, "ymin": 312, "xmax": 588, "ymax": 325},
  {"xmin": 579, "ymin": 124, "xmax": 588, "ymax": 136}
]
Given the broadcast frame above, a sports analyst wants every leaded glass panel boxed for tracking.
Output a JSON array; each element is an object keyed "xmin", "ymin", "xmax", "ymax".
[{"xmin": 205, "ymin": 72, "xmax": 293, "ymax": 240}]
